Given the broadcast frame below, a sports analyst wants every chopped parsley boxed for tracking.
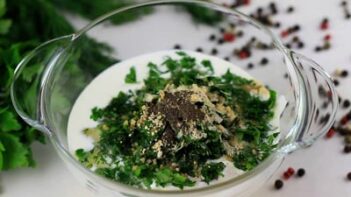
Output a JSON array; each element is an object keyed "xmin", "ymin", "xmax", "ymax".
[
  {"xmin": 76, "ymin": 52, "xmax": 278, "ymax": 189},
  {"xmin": 125, "ymin": 67, "xmax": 137, "ymax": 83}
]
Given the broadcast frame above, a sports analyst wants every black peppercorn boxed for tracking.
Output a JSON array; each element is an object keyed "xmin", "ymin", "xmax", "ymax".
[
  {"xmin": 218, "ymin": 39, "xmax": 224, "ymax": 45},
  {"xmin": 333, "ymin": 79, "xmax": 340, "ymax": 86},
  {"xmin": 342, "ymin": 1, "xmax": 348, "ymax": 6},
  {"xmin": 297, "ymin": 42, "xmax": 304, "ymax": 49},
  {"xmin": 209, "ymin": 34, "xmax": 216, "ymax": 41},
  {"xmin": 174, "ymin": 44, "xmax": 181, "ymax": 49},
  {"xmin": 341, "ymin": 70, "xmax": 349, "ymax": 77},
  {"xmin": 344, "ymin": 145, "xmax": 351, "ymax": 153},
  {"xmin": 196, "ymin": 47, "xmax": 203, "ymax": 52},
  {"xmin": 297, "ymin": 168, "xmax": 305, "ymax": 177},
  {"xmin": 257, "ymin": 7, "xmax": 263, "ymax": 15},
  {"xmin": 287, "ymin": 6, "xmax": 294, "ymax": 13},
  {"xmin": 236, "ymin": 30, "xmax": 244, "ymax": 37},
  {"xmin": 219, "ymin": 28, "xmax": 225, "ymax": 33},
  {"xmin": 285, "ymin": 43, "xmax": 291, "ymax": 49},
  {"xmin": 211, "ymin": 48, "xmax": 218, "ymax": 55},
  {"xmin": 274, "ymin": 179, "xmax": 283, "ymax": 190},
  {"xmin": 292, "ymin": 36, "xmax": 299, "ymax": 42},
  {"xmin": 315, "ymin": 46, "xmax": 322, "ymax": 52},
  {"xmin": 224, "ymin": 57, "xmax": 230, "ymax": 61},
  {"xmin": 247, "ymin": 63, "xmax": 254, "ymax": 69},
  {"xmin": 343, "ymin": 99, "xmax": 351, "ymax": 108},
  {"xmin": 274, "ymin": 22, "xmax": 281, "ymax": 28},
  {"xmin": 260, "ymin": 57, "xmax": 269, "ymax": 65},
  {"xmin": 293, "ymin": 25, "xmax": 300, "ymax": 31},
  {"xmin": 347, "ymin": 172, "xmax": 351, "ymax": 180}
]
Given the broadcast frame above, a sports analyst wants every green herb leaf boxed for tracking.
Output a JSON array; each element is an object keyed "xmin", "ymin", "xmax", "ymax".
[
  {"xmin": 0, "ymin": 133, "xmax": 30, "ymax": 170},
  {"xmin": 125, "ymin": 67, "xmax": 137, "ymax": 84},
  {"xmin": 201, "ymin": 162, "xmax": 225, "ymax": 184},
  {"xmin": 0, "ymin": 110, "xmax": 22, "ymax": 132},
  {"xmin": 0, "ymin": 19, "xmax": 11, "ymax": 34}
]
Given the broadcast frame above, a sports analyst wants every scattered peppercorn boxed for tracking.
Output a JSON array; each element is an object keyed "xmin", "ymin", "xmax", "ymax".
[
  {"xmin": 292, "ymin": 36, "xmax": 299, "ymax": 42},
  {"xmin": 287, "ymin": 167, "xmax": 295, "ymax": 175},
  {"xmin": 274, "ymin": 22, "xmax": 281, "ymax": 28},
  {"xmin": 218, "ymin": 39, "xmax": 224, "ymax": 45},
  {"xmin": 333, "ymin": 79, "xmax": 340, "ymax": 86},
  {"xmin": 283, "ymin": 171, "xmax": 290, "ymax": 179},
  {"xmin": 341, "ymin": 70, "xmax": 348, "ymax": 77},
  {"xmin": 223, "ymin": 32, "xmax": 236, "ymax": 42},
  {"xmin": 287, "ymin": 6, "xmax": 294, "ymax": 13},
  {"xmin": 260, "ymin": 57, "xmax": 269, "ymax": 65},
  {"xmin": 247, "ymin": 63, "xmax": 254, "ymax": 69},
  {"xmin": 196, "ymin": 47, "xmax": 203, "ymax": 52},
  {"xmin": 324, "ymin": 34, "xmax": 331, "ymax": 41},
  {"xmin": 343, "ymin": 99, "xmax": 350, "ymax": 108},
  {"xmin": 344, "ymin": 145, "xmax": 351, "ymax": 153},
  {"xmin": 236, "ymin": 30, "xmax": 244, "ymax": 37},
  {"xmin": 342, "ymin": 1, "xmax": 347, "ymax": 6},
  {"xmin": 347, "ymin": 172, "xmax": 351, "ymax": 180},
  {"xmin": 297, "ymin": 42, "xmax": 305, "ymax": 49},
  {"xmin": 297, "ymin": 168, "xmax": 305, "ymax": 177},
  {"xmin": 174, "ymin": 44, "xmax": 181, "ymax": 49},
  {"xmin": 315, "ymin": 46, "xmax": 322, "ymax": 52},
  {"xmin": 293, "ymin": 24, "xmax": 300, "ymax": 31},
  {"xmin": 211, "ymin": 48, "xmax": 218, "ymax": 55},
  {"xmin": 274, "ymin": 179, "xmax": 284, "ymax": 190},
  {"xmin": 224, "ymin": 57, "xmax": 230, "ymax": 61},
  {"xmin": 320, "ymin": 18, "xmax": 329, "ymax": 30},
  {"xmin": 209, "ymin": 34, "xmax": 216, "ymax": 41},
  {"xmin": 326, "ymin": 128, "xmax": 336, "ymax": 138}
]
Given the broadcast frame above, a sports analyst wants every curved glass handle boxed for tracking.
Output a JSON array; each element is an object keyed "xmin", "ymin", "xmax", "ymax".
[
  {"xmin": 10, "ymin": 35, "xmax": 73, "ymax": 135},
  {"xmin": 289, "ymin": 52, "xmax": 338, "ymax": 150}
]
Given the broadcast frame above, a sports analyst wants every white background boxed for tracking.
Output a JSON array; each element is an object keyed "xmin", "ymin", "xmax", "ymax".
[{"xmin": 2, "ymin": 0, "xmax": 351, "ymax": 196}]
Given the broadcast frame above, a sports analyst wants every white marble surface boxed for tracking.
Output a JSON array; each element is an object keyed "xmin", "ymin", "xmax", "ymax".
[{"xmin": 2, "ymin": 0, "xmax": 351, "ymax": 196}]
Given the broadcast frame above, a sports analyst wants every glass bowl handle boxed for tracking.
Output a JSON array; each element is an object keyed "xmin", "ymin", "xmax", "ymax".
[
  {"xmin": 284, "ymin": 52, "xmax": 338, "ymax": 153},
  {"xmin": 10, "ymin": 35, "xmax": 73, "ymax": 136}
]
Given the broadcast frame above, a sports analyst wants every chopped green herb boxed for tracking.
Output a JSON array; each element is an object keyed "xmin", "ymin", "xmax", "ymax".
[
  {"xmin": 201, "ymin": 162, "xmax": 225, "ymax": 184},
  {"xmin": 125, "ymin": 67, "xmax": 137, "ymax": 84},
  {"xmin": 76, "ymin": 52, "xmax": 278, "ymax": 189}
]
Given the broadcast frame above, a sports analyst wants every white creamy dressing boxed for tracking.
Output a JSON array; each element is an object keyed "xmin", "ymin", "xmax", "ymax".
[{"xmin": 67, "ymin": 50, "xmax": 286, "ymax": 189}]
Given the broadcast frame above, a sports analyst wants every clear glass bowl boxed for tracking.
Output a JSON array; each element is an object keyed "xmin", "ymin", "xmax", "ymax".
[{"xmin": 11, "ymin": 0, "xmax": 338, "ymax": 196}]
